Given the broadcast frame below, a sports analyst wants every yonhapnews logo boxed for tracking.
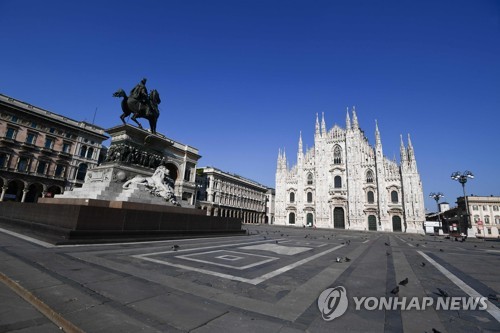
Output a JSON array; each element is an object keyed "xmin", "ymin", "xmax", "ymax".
[
  {"xmin": 318, "ymin": 285, "xmax": 488, "ymax": 321},
  {"xmin": 317, "ymin": 286, "xmax": 349, "ymax": 321}
]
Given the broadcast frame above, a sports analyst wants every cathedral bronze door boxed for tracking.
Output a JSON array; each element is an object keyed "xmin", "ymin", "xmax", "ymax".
[
  {"xmin": 368, "ymin": 215, "xmax": 377, "ymax": 231},
  {"xmin": 392, "ymin": 216, "xmax": 402, "ymax": 232},
  {"xmin": 306, "ymin": 213, "xmax": 314, "ymax": 226},
  {"xmin": 333, "ymin": 207, "xmax": 345, "ymax": 229}
]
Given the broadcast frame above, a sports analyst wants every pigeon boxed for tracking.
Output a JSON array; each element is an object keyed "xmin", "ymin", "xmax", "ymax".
[
  {"xmin": 487, "ymin": 294, "xmax": 499, "ymax": 301},
  {"xmin": 399, "ymin": 278, "xmax": 409, "ymax": 286},
  {"xmin": 386, "ymin": 251, "xmax": 391, "ymax": 256},
  {"xmin": 336, "ymin": 257, "xmax": 343, "ymax": 263},
  {"xmin": 345, "ymin": 257, "xmax": 351, "ymax": 262},
  {"xmin": 432, "ymin": 329, "xmax": 442, "ymax": 333},
  {"xmin": 421, "ymin": 262, "xmax": 426, "ymax": 267},
  {"xmin": 439, "ymin": 249, "xmax": 444, "ymax": 252},
  {"xmin": 172, "ymin": 245, "xmax": 180, "ymax": 251},
  {"xmin": 390, "ymin": 286, "xmax": 399, "ymax": 295},
  {"xmin": 385, "ymin": 242, "xmax": 390, "ymax": 246},
  {"xmin": 436, "ymin": 288, "xmax": 449, "ymax": 298}
]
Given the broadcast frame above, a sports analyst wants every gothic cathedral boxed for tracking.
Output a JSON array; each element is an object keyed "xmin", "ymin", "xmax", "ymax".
[{"xmin": 275, "ymin": 108, "xmax": 425, "ymax": 234}]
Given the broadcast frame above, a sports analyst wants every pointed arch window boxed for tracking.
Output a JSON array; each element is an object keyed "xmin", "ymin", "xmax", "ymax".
[
  {"xmin": 334, "ymin": 176, "xmax": 342, "ymax": 188},
  {"xmin": 391, "ymin": 190, "xmax": 399, "ymax": 203},
  {"xmin": 367, "ymin": 191, "xmax": 374, "ymax": 203},
  {"xmin": 366, "ymin": 170, "xmax": 374, "ymax": 183},
  {"xmin": 334, "ymin": 146, "xmax": 342, "ymax": 164},
  {"xmin": 307, "ymin": 173, "xmax": 313, "ymax": 185}
]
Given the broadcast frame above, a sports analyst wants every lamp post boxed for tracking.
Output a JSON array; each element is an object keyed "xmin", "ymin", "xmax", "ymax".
[
  {"xmin": 451, "ymin": 171, "xmax": 474, "ymax": 237},
  {"xmin": 429, "ymin": 192, "xmax": 444, "ymax": 229}
]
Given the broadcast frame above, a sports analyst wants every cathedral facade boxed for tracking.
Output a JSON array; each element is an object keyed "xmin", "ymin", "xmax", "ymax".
[{"xmin": 275, "ymin": 108, "xmax": 425, "ymax": 234}]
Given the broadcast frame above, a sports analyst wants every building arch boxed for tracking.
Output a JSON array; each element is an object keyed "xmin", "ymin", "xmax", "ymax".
[
  {"xmin": 334, "ymin": 176, "xmax": 342, "ymax": 188},
  {"xmin": 86, "ymin": 147, "xmax": 94, "ymax": 159},
  {"xmin": 391, "ymin": 190, "xmax": 399, "ymax": 203},
  {"xmin": 392, "ymin": 216, "xmax": 402, "ymax": 232},
  {"xmin": 366, "ymin": 169, "xmax": 374, "ymax": 183},
  {"xmin": 165, "ymin": 163, "xmax": 179, "ymax": 182},
  {"xmin": 288, "ymin": 211, "xmax": 296, "ymax": 225},
  {"xmin": 368, "ymin": 215, "xmax": 377, "ymax": 231},
  {"xmin": 333, "ymin": 145, "xmax": 342, "ymax": 164},
  {"xmin": 367, "ymin": 191, "xmax": 375, "ymax": 204},
  {"xmin": 307, "ymin": 173, "xmax": 313, "ymax": 185},
  {"xmin": 333, "ymin": 207, "xmax": 345, "ymax": 229},
  {"xmin": 80, "ymin": 146, "xmax": 87, "ymax": 158},
  {"xmin": 25, "ymin": 182, "xmax": 44, "ymax": 203},
  {"xmin": 46, "ymin": 185, "xmax": 62, "ymax": 197},
  {"xmin": 76, "ymin": 163, "xmax": 88, "ymax": 181},
  {"xmin": 5, "ymin": 179, "xmax": 25, "ymax": 202},
  {"xmin": 306, "ymin": 212, "xmax": 314, "ymax": 226}
]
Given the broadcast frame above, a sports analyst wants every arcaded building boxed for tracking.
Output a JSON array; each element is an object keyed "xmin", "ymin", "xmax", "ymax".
[
  {"xmin": 275, "ymin": 108, "xmax": 425, "ymax": 234},
  {"xmin": 0, "ymin": 94, "xmax": 107, "ymax": 202},
  {"xmin": 196, "ymin": 166, "xmax": 269, "ymax": 224}
]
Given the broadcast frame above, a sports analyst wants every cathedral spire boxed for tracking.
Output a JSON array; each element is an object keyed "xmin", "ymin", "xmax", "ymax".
[
  {"xmin": 346, "ymin": 107, "xmax": 351, "ymax": 129},
  {"xmin": 315, "ymin": 113, "xmax": 320, "ymax": 137},
  {"xmin": 352, "ymin": 106, "xmax": 359, "ymax": 129},
  {"xmin": 375, "ymin": 119, "xmax": 381, "ymax": 146},
  {"xmin": 298, "ymin": 131, "xmax": 303, "ymax": 154},
  {"xmin": 321, "ymin": 112, "xmax": 327, "ymax": 136},
  {"xmin": 277, "ymin": 148, "xmax": 283, "ymax": 168},
  {"xmin": 407, "ymin": 133, "xmax": 415, "ymax": 162},
  {"xmin": 400, "ymin": 134, "xmax": 407, "ymax": 162}
]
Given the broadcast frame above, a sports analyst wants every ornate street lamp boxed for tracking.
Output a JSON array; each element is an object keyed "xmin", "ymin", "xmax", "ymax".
[
  {"xmin": 451, "ymin": 171, "xmax": 474, "ymax": 237},
  {"xmin": 429, "ymin": 192, "xmax": 444, "ymax": 229}
]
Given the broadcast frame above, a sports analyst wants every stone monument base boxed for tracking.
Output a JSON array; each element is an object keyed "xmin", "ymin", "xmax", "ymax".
[
  {"xmin": 54, "ymin": 163, "xmax": 185, "ymax": 207},
  {"xmin": 0, "ymin": 201, "xmax": 244, "ymax": 245}
]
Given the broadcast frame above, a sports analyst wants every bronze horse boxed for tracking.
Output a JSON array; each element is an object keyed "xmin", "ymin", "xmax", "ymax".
[{"xmin": 113, "ymin": 89, "xmax": 161, "ymax": 134}]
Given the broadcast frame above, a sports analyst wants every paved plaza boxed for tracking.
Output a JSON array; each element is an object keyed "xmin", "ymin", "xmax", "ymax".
[{"xmin": 0, "ymin": 224, "xmax": 499, "ymax": 332}]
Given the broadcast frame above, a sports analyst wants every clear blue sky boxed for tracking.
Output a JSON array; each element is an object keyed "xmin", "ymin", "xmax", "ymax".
[{"xmin": 1, "ymin": 0, "xmax": 499, "ymax": 212}]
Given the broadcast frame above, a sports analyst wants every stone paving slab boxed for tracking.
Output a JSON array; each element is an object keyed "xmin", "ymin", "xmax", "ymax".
[
  {"xmin": 0, "ymin": 224, "xmax": 499, "ymax": 332},
  {"xmin": 0, "ymin": 283, "xmax": 59, "ymax": 332}
]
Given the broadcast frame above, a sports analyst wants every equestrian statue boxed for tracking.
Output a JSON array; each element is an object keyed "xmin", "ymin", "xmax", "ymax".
[{"xmin": 113, "ymin": 78, "xmax": 161, "ymax": 134}]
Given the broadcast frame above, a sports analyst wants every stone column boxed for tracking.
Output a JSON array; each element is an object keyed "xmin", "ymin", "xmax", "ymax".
[
  {"xmin": 0, "ymin": 186, "xmax": 7, "ymax": 201},
  {"xmin": 21, "ymin": 189, "xmax": 29, "ymax": 203}
]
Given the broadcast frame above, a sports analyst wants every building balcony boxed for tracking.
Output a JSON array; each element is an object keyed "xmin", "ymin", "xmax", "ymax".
[
  {"xmin": 57, "ymin": 151, "xmax": 71, "ymax": 159},
  {"xmin": 0, "ymin": 137, "xmax": 17, "ymax": 146},
  {"xmin": 328, "ymin": 187, "xmax": 347, "ymax": 196},
  {"xmin": 20, "ymin": 142, "xmax": 39, "ymax": 152},
  {"xmin": 40, "ymin": 147, "xmax": 57, "ymax": 155}
]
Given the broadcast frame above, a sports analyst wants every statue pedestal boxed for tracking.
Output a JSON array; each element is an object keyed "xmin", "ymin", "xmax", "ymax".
[
  {"xmin": 53, "ymin": 163, "xmax": 180, "ymax": 207},
  {"xmin": 12, "ymin": 124, "xmax": 244, "ymax": 244},
  {"xmin": 56, "ymin": 124, "xmax": 200, "ymax": 207}
]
